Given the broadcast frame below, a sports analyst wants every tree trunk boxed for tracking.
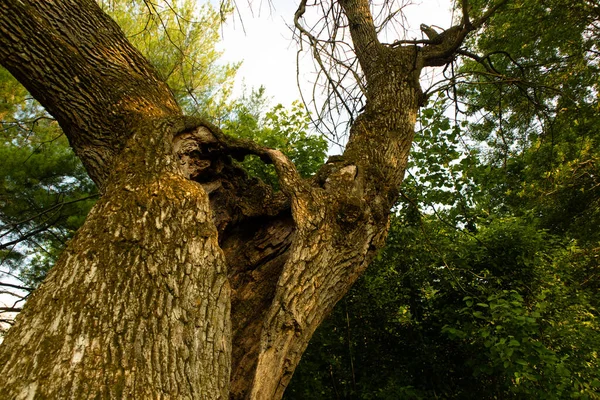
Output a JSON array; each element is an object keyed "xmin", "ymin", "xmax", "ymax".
[
  {"xmin": 0, "ymin": 0, "xmax": 477, "ymax": 398},
  {"xmin": 0, "ymin": 119, "xmax": 232, "ymax": 398}
]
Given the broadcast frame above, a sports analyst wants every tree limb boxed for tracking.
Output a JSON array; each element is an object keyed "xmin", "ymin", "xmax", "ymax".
[{"xmin": 0, "ymin": 0, "xmax": 181, "ymax": 189}]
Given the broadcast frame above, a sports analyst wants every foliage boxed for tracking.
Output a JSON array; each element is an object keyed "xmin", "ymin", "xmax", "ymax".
[
  {"xmin": 287, "ymin": 206, "xmax": 600, "ymax": 399},
  {"xmin": 98, "ymin": 0, "xmax": 239, "ymax": 119},
  {"xmin": 223, "ymin": 88, "xmax": 328, "ymax": 188},
  {"xmin": 457, "ymin": 0, "xmax": 600, "ymax": 239}
]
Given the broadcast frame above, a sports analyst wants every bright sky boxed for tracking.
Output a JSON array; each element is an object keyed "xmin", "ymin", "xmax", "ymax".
[{"xmin": 216, "ymin": 0, "xmax": 455, "ymax": 107}]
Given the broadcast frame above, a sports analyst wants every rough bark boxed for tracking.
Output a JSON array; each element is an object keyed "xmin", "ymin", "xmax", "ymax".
[
  {"xmin": 0, "ymin": 0, "xmax": 180, "ymax": 188},
  {"xmin": 0, "ymin": 118, "xmax": 232, "ymax": 398},
  {"xmin": 0, "ymin": 0, "xmax": 483, "ymax": 398}
]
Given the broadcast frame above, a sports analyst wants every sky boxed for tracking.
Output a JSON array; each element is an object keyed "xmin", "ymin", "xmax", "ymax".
[{"xmin": 216, "ymin": 0, "xmax": 456, "ymax": 107}]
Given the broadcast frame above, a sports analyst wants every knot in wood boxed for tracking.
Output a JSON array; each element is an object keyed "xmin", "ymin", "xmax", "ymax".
[{"xmin": 335, "ymin": 195, "xmax": 366, "ymax": 230}]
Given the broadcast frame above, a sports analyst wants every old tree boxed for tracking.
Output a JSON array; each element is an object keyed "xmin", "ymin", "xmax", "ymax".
[{"xmin": 0, "ymin": 0, "xmax": 505, "ymax": 398}]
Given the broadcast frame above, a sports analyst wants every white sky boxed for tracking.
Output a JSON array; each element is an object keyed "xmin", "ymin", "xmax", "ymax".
[{"xmin": 216, "ymin": 0, "xmax": 455, "ymax": 107}]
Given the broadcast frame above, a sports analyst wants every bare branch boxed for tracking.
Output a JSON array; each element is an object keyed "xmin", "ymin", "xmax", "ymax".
[
  {"xmin": 0, "ymin": 282, "xmax": 34, "ymax": 292},
  {"xmin": 0, "ymin": 194, "xmax": 98, "ymax": 232},
  {"xmin": 0, "ymin": 307, "xmax": 23, "ymax": 313}
]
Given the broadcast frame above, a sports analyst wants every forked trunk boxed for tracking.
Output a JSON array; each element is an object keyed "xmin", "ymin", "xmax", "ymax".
[{"xmin": 0, "ymin": 0, "xmax": 479, "ymax": 398}]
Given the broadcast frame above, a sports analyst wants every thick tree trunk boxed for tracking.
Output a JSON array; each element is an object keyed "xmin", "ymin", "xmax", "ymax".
[
  {"xmin": 0, "ymin": 0, "xmax": 477, "ymax": 398},
  {"xmin": 0, "ymin": 119, "xmax": 232, "ymax": 398}
]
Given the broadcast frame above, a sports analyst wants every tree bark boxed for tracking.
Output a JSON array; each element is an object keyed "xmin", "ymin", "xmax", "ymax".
[
  {"xmin": 0, "ymin": 0, "xmax": 480, "ymax": 398},
  {"xmin": 0, "ymin": 0, "xmax": 180, "ymax": 188},
  {"xmin": 0, "ymin": 117, "xmax": 233, "ymax": 398}
]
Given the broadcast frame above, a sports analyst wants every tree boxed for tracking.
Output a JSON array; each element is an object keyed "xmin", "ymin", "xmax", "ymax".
[{"xmin": 0, "ymin": 0, "xmax": 507, "ymax": 398}]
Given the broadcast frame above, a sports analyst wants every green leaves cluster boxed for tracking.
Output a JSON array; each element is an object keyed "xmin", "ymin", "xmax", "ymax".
[
  {"xmin": 223, "ymin": 88, "xmax": 327, "ymax": 188},
  {"xmin": 99, "ymin": 0, "xmax": 239, "ymax": 118}
]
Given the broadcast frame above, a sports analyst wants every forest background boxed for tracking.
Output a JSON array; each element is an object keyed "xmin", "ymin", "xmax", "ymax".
[{"xmin": 1, "ymin": 0, "xmax": 599, "ymax": 398}]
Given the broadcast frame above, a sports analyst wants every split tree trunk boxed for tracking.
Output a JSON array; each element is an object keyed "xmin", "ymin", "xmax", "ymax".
[{"xmin": 0, "ymin": 0, "xmax": 477, "ymax": 398}]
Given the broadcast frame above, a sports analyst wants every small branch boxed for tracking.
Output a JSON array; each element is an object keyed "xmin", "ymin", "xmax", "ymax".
[
  {"xmin": 0, "ymin": 194, "xmax": 99, "ymax": 232},
  {"xmin": 0, "ymin": 318, "xmax": 16, "ymax": 326},
  {"xmin": 0, "ymin": 282, "xmax": 34, "ymax": 292},
  {"xmin": 375, "ymin": 7, "xmax": 404, "ymax": 34},
  {"xmin": 456, "ymin": 49, "xmax": 502, "ymax": 75},
  {"xmin": 0, "ymin": 224, "xmax": 55, "ymax": 251},
  {"xmin": 473, "ymin": 0, "xmax": 509, "ymax": 29},
  {"xmin": 0, "ymin": 307, "xmax": 22, "ymax": 313}
]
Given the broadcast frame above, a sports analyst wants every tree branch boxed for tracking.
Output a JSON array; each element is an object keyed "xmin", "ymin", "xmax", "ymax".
[
  {"xmin": 473, "ymin": 0, "xmax": 509, "ymax": 29},
  {"xmin": 338, "ymin": 0, "xmax": 381, "ymax": 76},
  {"xmin": 0, "ymin": 0, "xmax": 181, "ymax": 188},
  {"xmin": 0, "ymin": 282, "xmax": 34, "ymax": 292},
  {"xmin": 419, "ymin": 0, "xmax": 509, "ymax": 67}
]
